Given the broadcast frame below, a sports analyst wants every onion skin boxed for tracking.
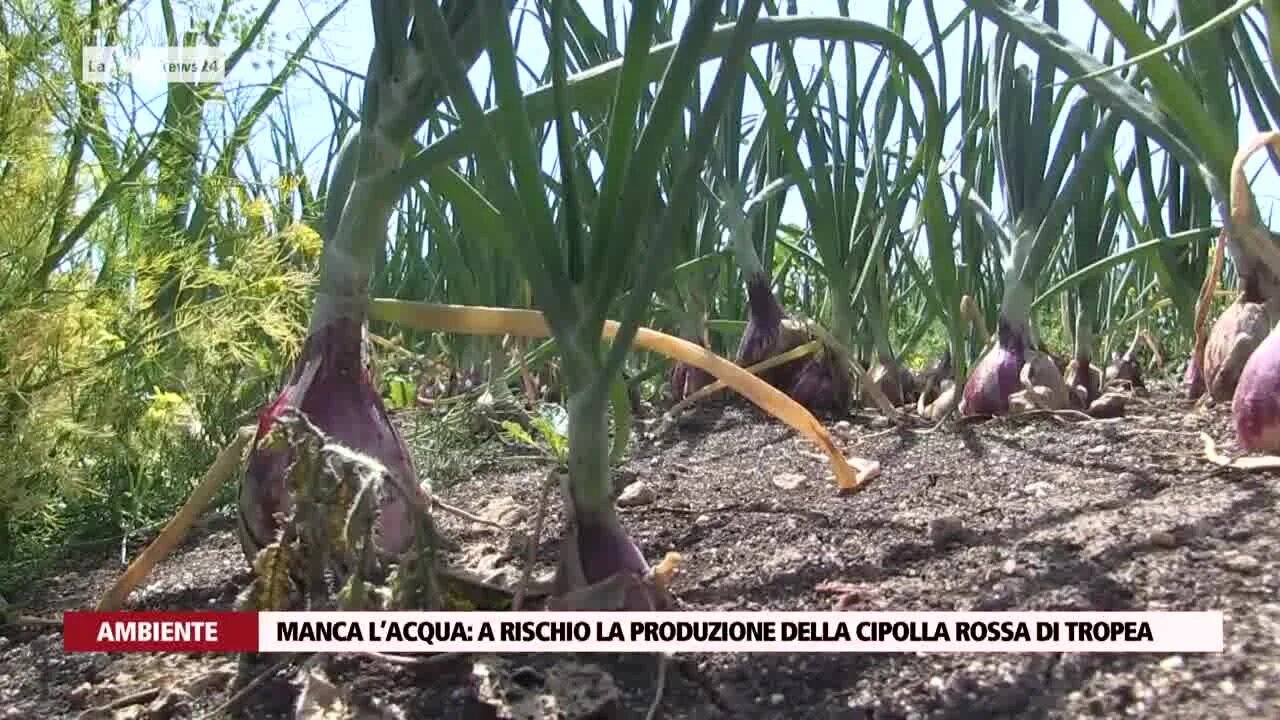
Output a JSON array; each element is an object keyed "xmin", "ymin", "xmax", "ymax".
[
  {"xmin": 736, "ymin": 273, "xmax": 787, "ymax": 369},
  {"xmin": 1203, "ymin": 299, "xmax": 1273, "ymax": 401},
  {"xmin": 1065, "ymin": 356, "xmax": 1100, "ymax": 406},
  {"xmin": 570, "ymin": 508, "xmax": 655, "ymax": 610},
  {"xmin": 555, "ymin": 479, "xmax": 665, "ymax": 611},
  {"xmin": 1233, "ymin": 327, "xmax": 1280, "ymax": 452},
  {"xmin": 917, "ymin": 351, "xmax": 952, "ymax": 406},
  {"xmin": 1105, "ymin": 351, "xmax": 1144, "ymax": 391},
  {"xmin": 1020, "ymin": 350, "xmax": 1072, "ymax": 409},
  {"xmin": 787, "ymin": 353, "xmax": 852, "ymax": 415},
  {"xmin": 239, "ymin": 317, "xmax": 416, "ymax": 560},
  {"xmin": 668, "ymin": 339, "xmax": 715, "ymax": 403},
  {"xmin": 736, "ymin": 274, "xmax": 808, "ymax": 387},
  {"xmin": 864, "ymin": 357, "xmax": 916, "ymax": 408},
  {"xmin": 734, "ymin": 272, "xmax": 838, "ymax": 412},
  {"xmin": 961, "ymin": 318, "xmax": 1027, "ymax": 417},
  {"xmin": 1184, "ymin": 358, "xmax": 1206, "ymax": 399},
  {"xmin": 1042, "ymin": 347, "xmax": 1070, "ymax": 376}
]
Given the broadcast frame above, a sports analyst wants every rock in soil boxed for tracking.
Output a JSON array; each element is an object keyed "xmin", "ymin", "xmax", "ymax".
[{"xmin": 616, "ymin": 481, "xmax": 657, "ymax": 508}]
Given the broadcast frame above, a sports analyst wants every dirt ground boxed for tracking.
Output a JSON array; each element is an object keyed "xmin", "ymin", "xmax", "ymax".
[{"xmin": 3, "ymin": 379, "xmax": 1280, "ymax": 719}]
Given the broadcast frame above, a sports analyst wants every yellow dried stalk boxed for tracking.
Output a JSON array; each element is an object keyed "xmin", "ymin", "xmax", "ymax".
[
  {"xmin": 97, "ymin": 426, "xmax": 255, "ymax": 611},
  {"xmin": 369, "ymin": 300, "xmax": 869, "ymax": 492}
]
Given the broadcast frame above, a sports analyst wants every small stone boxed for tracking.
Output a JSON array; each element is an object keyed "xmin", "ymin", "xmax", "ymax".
[
  {"xmin": 617, "ymin": 481, "xmax": 656, "ymax": 507},
  {"xmin": 1146, "ymin": 531, "xmax": 1178, "ymax": 549},
  {"xmin": 69, "ymin": 682, "xmax": 93, "ymax": 709},
  {"xmin": 482, "ymin": 567, "xmax": 517, "ymax": 586},
  {"xmin": 1220, "ymin": 679, "xmax": 1236, "ymax": 695},
  {"xmin": 479, "ymin": 496, "xmax": 527, "ymax": 527},
  {"xmin": 929, "ymin": 517, "xmax": 969, "ymax": 547},
  {"xmin": 1176, "ymin": 520, "xmax": 1211, "ymax": 543},
  {"xmin": 187, "ymin": 665, "xmax": 235, "ymax": 696},
  {"xmin": 1224, "ymin": 554, "xmax": 1261, "ymax": 574},
  {"xmin": 769, "ymin": 693, "xmax": 785, "ymax": 706},
  {"xmin": 145, "ymin": 689, "xmax": 193, "ymax": 720},
  {"xmin": 834, "ymin": 421, "xmax": 853, "ymax": 436},
  {"xmin": 772, "ymin": 473, "xmax": 805, "ymax": 490},
  {"xmin": 1159, "ymin": 656, "xmax": 1184, "ymax": 671},
  {"xmin": 1087, "ymin": 393, "xmax": 1127, "ymax": 418},
  {"xmin": 694, "ymin": 514, "xmax": 713, "ymax": 527},
  {"xmin": 929, "ymin": 676, "xmax": 945, "ymax": 690},
  {"xmin": 1225, "ymin": 527, "xmax": 1253, "ymax": 542},
  {"xmin": 1022, "ymin": 481, "xmax": 1053, "ymax": 498},
  {"xmin": 1002, "ymin": 558, "xmax": 1018, "ymax": 575},
  {"xmin": 510, "ymin": 665, "xmax": 545, "ymax": 688},
  {"xmin": 870, "ymin": 416, "xmax": 892, "ymax": 430},
  {"xmin": 1086, "ymin": 445, "xmax": 1107, "ymax": 456},
  {"xmin": 30, "ymin": 634, "xmax": 59, "ymax": 654}
]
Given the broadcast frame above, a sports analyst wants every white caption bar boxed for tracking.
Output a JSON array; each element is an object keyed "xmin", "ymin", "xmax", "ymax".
[{"xmin": 257, "ymin": 611, "xmax": 1224, "ymax": 654}]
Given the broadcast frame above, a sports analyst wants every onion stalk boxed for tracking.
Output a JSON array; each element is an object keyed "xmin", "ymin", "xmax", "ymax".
[
  {"xmin": 664, "ymin": 248, "xmax": 717, "ymax": 404},
  {"xmin": 1062, "ymin": 106, "xmax": 1123, "ymax": 408},
  {"xmin": 860, "ymin": 240, "xmax": 916, "ymax": 409},
  {"xmin": 959, "ymin": 30, "xmax": 1121, "ymax": 416},
  {"xmin": 1186, "ymin": 229, "xmax": 1227, "ymax": 399},
  {"xmin": 722, "ymin": 184, "xmax": 850, "ymax": 414},
  {"xmin": 747, "ymin": 20, "xmax": 951, "ymax": 412},
  {"xmin": 238, "ymin": 3, "xmax": 504, "ymax": 569}
]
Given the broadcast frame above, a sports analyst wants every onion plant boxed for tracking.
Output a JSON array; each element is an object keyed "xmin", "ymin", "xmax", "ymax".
[
  {"xmin": 968, "ymin": 0, "xmax": 1277, "ymax": 393},
  {"xmin": 969, "ymin": 0, "xmax": 1280, "ymax": 448},
  {"xmin": 407, "ymin": 0, "xmax": 771, "ymax": 608},
  {"xmin": 661, "ymin": 184, "xmax": 733, "ymax": 405},
  {"xmin": 739, "ymin": 2, "xmax": 963, "ymax": 410},
  {"xmin": 239, "ymin": 1, "xmax": 509, "ymax": 570},
  {"xmin": 1061, "ymin": 111, "xmax": 1128, "ymax": 406},
  {"xmin": 956, "ymin": 4, "xmax": 1122, "ymax": 416}
]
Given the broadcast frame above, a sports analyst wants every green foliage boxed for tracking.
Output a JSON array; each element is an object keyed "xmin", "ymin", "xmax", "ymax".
[
  {"xmin": 501, "ymin": 403, "xmax": 570, "ymax": 467},
  {"xmin": 0, "ymin": 0, "xmax": 328, "ymax": 590}
]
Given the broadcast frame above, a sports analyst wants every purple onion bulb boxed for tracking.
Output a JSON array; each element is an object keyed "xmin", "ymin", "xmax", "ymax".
[
  {"xmin": 961, "ymin": 318, "xmax": 1027, "ymax": 416},
  {"xmin": 1232, "ymin": 327, "xmax": 1280, "ymax": 452}
]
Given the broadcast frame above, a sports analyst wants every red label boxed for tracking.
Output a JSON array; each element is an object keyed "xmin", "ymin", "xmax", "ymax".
[{"xmin": 63, "ymin": 611, "xmax": 259, "ymax": 653}]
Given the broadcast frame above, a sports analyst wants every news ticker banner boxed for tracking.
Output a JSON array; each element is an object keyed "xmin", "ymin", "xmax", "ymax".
[{"xmin": 62, "ymin": 611, "xmax": 1223, "ymax": 654}]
